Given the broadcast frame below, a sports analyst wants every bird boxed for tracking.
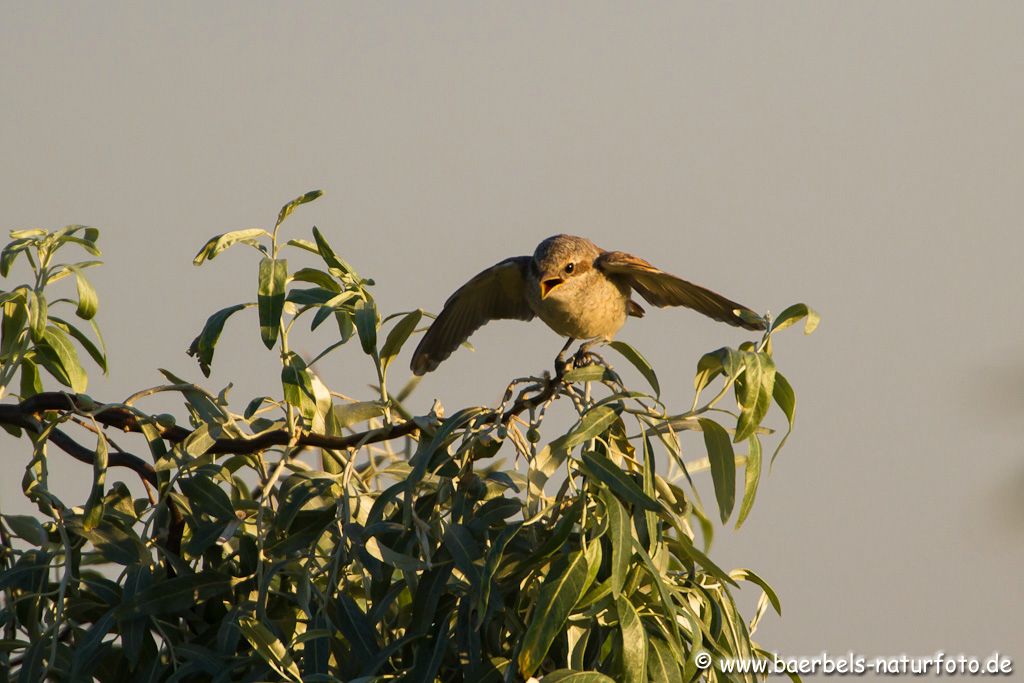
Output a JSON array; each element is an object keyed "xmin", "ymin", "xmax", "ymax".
[{"xmin": 410, "ymin": 234, "xmax": 765, "ymax": 375}]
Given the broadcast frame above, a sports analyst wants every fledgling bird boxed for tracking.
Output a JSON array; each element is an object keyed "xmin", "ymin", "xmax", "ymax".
[{"xmin": 410, "ymin": 234, "xmax": 764, "ymax": 375}]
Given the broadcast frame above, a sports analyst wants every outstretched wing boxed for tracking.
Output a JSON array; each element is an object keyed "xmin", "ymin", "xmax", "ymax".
[
  {"xmin": 411, "ymin": 256, "xmax": 535, "ymax": 375},
  {"xmin": 596, "ymin": 251, "xmax": 765, "ymax": 331}
]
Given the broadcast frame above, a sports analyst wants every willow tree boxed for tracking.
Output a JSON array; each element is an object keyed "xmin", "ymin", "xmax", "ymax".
[{"xmin": 0, "ymin": 192, "xmax": 817, "ymax": 682}]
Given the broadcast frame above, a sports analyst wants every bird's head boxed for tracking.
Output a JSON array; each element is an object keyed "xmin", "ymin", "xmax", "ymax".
[{"xmin": 532, "ymin": 234, "xmax": 601, "ymax": 299}]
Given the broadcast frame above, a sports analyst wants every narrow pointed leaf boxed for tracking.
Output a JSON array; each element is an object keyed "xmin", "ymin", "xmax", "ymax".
[
  {"xmin": 50, "ymin": 316, "xmax": 107, "ymax": 373},
  {"xmin": 27, "ymin": 290, "xmax": 46, "ymax": 342},
  {"xmin": 83, "ymin": 433, "xmax": 108, "ymax": 531},
  {"xmin": 333, "ymin": 593, "xmax": 381, "ymax": 660},
  {"xmin": 238, "ymin": 616, "xmax": 302, "ymax": 681},
  {"xmin": 70, "ymin": 267, "xmax": 99, "ymax": 320},
  {"xmin": 541, "ymin": 672, "xmax": 616, "ymax": 683},
  {"xmin": 581, "ymin": 450, "xmax": 659, "ymax": 512},
  {"xmin": 735, "ymin": 352, "xmax": 776, "ymax": 442},
  {"xmin": 276, "ymin": 189, "xmax": 323, "ymax": 228},
  {"xmin": 772, "ymin": 302, "xmax": 820, "ymax": 335},
  {"xmin": 729, "ymin": 568, "xmax": 783, "ymax": 616},
  {"xmin": 600, "ymin": 488, "xmax": 631, "ymax": 597},
  {"xmin": 770, "ymin": 371, "xmax": 797, "ymax": 467},
  {"xmin": 380, "ymin": 309, "xmax": 422, "ymax": 375},
  {"xmin": 311, "ymin": 226, "xmax": 355, "ymax": 277},
  {"xmin": 564, "ymin": 404, "xmax": 620, "ymax": 450},
  {"xmin": 39, "ymin": 324, "xmax": 88, "ymax": 392},
  {"xmin": 187, "ymin": 303, "xmax": 251, "ymax": 376},
  {"xmin": 518, "ymin": 549, "xmax": 592, "ymax": 677},
  {"xmin": 354, "ymin": 298, "xmax": 377, "ymax": 355},
  {"xmin": 609, "ymin": 340, "xmax": 660, "ymax": 396},
  {"xmin": 192, "ymin": 229, "xmax": 269, "ymax": 264},
  {"xmin": 736, "ymin": 434, "xmax": 762, "ymax": 529},
  {"xmin": 698, "ymin": 418, "xmax": 735, "ymax": 523},
  {"xmin": 617, "ymin": 595, "xmax": 647, "ymax": 683},
  {"xmin": 258, "ymin": 257, "xmax": 287, "ymax": 349}
]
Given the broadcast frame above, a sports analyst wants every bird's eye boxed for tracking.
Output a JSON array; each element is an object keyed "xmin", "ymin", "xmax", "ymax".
[{"xmin": 564, "ymin": 263, "xmax": 575, "ymax": 274}]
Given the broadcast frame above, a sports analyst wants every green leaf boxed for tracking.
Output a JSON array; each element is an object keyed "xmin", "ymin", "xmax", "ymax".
[
  {"xmin": 80, "ymin": 522, "xmax": 149, "ymax": 566},
  {"xmin": 312, "ymin": 290, "xmax": 358, "ymax": 330},
  {"xmin": 71, "ymin": 266, "xmax": 99, "ymax": 319},
  {"xmin": 735, "ymin": 434, "xmax": 762, "ymax": 529},
  {"xmin": 311, "ymin": 226, "xmax": 355, "ymax": 277},
  {"xmin": 27, "ymin": 290, "xmax": 46, "ymax": 342},
  {"xmin": 290, "ymin": 267, "xmax": 341, "ymax": 291},
  {"xmin": 354, "ymin": 298, "xmax": 377, "ymax": 356},
  {"xmin": 479, "ymin": 523, "xmax": 521, "ymax": 621},
  {"xmin": 735, "ymin": 351, "xmax": 775, "ymax": 442},
  {"xmin": 258, "ymin": 257, "xmax": 287, "ymax": 349},
  {"xmin": 0, "ymin": 238, "xmax": 34, "ymax": 277},
  {"xmin": 68, "ymin": 607, "xmax": 116, "ymax": 681},
  {"xmin": 179, "ymin": 475, "xmax": 236, "ymax": 524},
  {"xmin": 49, "ymin": 316, "xmax": 107, "ymax": 373},
  {"xmin": 8, "ymin": 229, "xmax": 46, "ymax": 239},
  {"xmin": 563, "ymin": 364, "xmax": 614, "ymax": 383},
  {"xmin": 518, "ymin": 548, "xmax": 593, "ymax": 677},
  {"xmin": 693, "ymin": 346, "xmax": 741, "ymax": 397},
  {"xmin": 333, "ymin": 401, "xmax": 385, "ymax": 428},
  {"xmin": 770, "ymin": 371, "xmax": 797, "ymax": 467},
  {"xmin": 332, "ymin": 593, "xmax": 380, "ymax": 661},
  {"xmin": 407, "ymin": 620, "xmax": 452, "ymax": 683},
  {"xmin": 275, "ymin": 475, "xmax": 335, "ymax": 531},
  {"xmin": 0, "ymin": 549, "xmax": 51, "ymax": 591},
  {"xmin": 581, "ymin": 451, "xmax": 659, "ymax": 512},
  {"xmin": 600, "ymin": 488, "xmax": 631, "ymax": 598},
  {"xmin": 609, "ymin": 340, "xmax": 660, "ymax": 397},
  {"xmin": 83, "ymin": 433, "xmax": 108, "ymax": 531},
  {"xmin": 379, "ymin": 309, "xmax": 422, "ymax": 375},
  {"xmin": 673, "ymin": 534, "xmax": 737, "ymax": 586},
  {"xmin": 541, "ymin": 671, "xmax": 616, "ymax": 683},
  {"xmin": 39, "ymin": 324, "xmax": 88, "ymax": 392},
  {"xmin": 444, "ymin": 523, "xmax": 482, "ymax": 586},
  {"xmin": 616, "ymin": 595, "xmax": 647, "ymax": 683},
  {"xmin": 2, "ymin": 515, "xmax": 48, "ymax": 546},
  {"xmin": 1, "ymin": 298, "xmax": 28, "ymax": 356},
  {"xmin": 285, "ymin": 286, "xmax": 339, "ymax": 307},
  {"xmin": 729, "ymin": 568, "xmax": 782, "ymax": 616},
  {"xmin": 238, "ymin": 616, "xmax": 302, "ymax": 681},
  {"xmin": 59, "ymin": 235, "xmax": 102, "ymax": 257},
  {"xmin": 276, "ymin": 189, "xmax": 323, "ymax": 228},
  {"xmin": 120, "ymin": 564, "xmax": 153, "ymax": 666},
  {"xmin": 187, "ymin": 303, "xmax": 251, "ymax": 377},
  {"xmin": 281, "ymin": 352, "xmax": 317, "ymax": 420},
  {"xmin": 772, "ymin": 302, "xmax": 820, "ymax": 335},
  {"xmin": 698, "ymin": 418, "xmax": 735, "ymax": 523},
  {"xmin": 115, "ymin": 572, "xmax": 230, "ymax": 616},
  {"xmin": 647, "ymin": 637, "xmax": 684, "ymax": 683},
  {"xmin": 192, "ymin": 228, "xmax": 269, "ymax": 264},
  {"xmin": 564, "ymin": 404, "xmax": 621, "ymax": 451},
  {"xmin": 19, "ymin": 357, "xmax": 41, "ymax": 398}
]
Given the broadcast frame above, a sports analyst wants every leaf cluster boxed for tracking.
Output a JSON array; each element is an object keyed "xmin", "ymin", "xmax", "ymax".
[{"xmin": 0, "ymin": 194, "xmax": 816, "ymax": 682}]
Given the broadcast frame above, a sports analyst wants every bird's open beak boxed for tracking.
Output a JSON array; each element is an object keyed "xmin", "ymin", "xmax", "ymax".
[{"xmin": 540, "ymin": 278, "xmax": 564, "ymax": 299}]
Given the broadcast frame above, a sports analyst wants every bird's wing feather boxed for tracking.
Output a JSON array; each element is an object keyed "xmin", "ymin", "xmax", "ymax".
[
  {"xmin": 596, "ymin": 251, "xmax": 765, "ymax": 330},
  {"xmin": 411, "ymin": 256, "xmax": 535, "ymax": 374}
]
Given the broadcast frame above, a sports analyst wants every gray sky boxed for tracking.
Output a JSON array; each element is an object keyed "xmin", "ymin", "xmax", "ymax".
[{"xmin": 3, "ymin": 1, "xmax": 1023, "ymax": 669}]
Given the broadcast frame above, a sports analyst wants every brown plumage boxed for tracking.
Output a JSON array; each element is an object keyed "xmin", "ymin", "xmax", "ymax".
[{"xmin": 411, "ymin": 234, "xmax": 764, "ymax": 375}]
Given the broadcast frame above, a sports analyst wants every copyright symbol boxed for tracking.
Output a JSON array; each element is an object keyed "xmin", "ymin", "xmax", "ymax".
[{"xmin": 695, "ymin": 651, "xmax": 712, "ymax": 670}]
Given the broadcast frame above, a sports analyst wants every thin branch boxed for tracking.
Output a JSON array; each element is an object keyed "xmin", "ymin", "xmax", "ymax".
[{"xmin": 1, "ymin": 378, "xmax": 563, "ymax": 464}]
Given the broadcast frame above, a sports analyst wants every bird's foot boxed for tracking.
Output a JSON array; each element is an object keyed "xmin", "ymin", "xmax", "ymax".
[
  {"xmin": 572, "ymin": 349, "xmax": 609, "ymax": 369},
  {"xmin": 572, "ymin": 349, "xmax": 594, "ymax": 368}
]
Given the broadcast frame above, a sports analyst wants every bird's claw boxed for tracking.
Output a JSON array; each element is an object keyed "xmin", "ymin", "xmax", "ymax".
[{"xmin": 572, "ymin": 350, "xmax": 599, "ymax": 368}]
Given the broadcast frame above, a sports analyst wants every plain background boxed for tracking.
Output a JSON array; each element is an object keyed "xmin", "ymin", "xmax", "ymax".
[{"xmin": 2, "ymin": 2, "xmax": 1022, "ymax": 675}]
